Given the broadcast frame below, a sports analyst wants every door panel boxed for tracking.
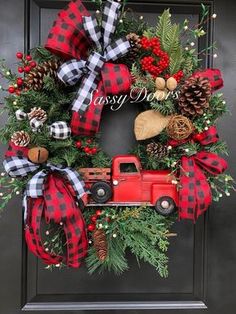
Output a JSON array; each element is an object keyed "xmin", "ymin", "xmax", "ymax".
[{"xmin": 0, "ymin": 0, "xmax": 235, "ymax": 313}]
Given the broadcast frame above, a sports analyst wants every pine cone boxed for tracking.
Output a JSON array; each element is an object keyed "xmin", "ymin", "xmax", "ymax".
[
  {"xmin": 146, "ymin": 142, "xmax": 168, "ymax": 159},
  {"xmin": 25, "ymin": 59, "xmax": 61, "ymax": 91},
  {"xmin": 28, "ymin": 107, "xmax": 47, "ymax": 123},
  {"xmin": 123, "ymin": 33, "xmax": 141, "ymax": 63},
  {"xmin": 178, "ymin": 76, "xmax": 211, "ymax": 117},
  {"xmin": 92, "ymin": 229, "xmax": 108, "ymax": 262},
  {"xmin": 11, "ymin": 131, "xmax": 30, "ymax": 147}
]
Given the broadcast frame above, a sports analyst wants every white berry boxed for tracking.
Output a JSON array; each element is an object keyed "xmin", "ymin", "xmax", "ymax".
[
  {"xmin": 212, "ymin": 13, "xmax": 217, "ymax": 19},
  {"xmin": 112, "ymin": 234, "xmax": 117, "ymax": 238}
]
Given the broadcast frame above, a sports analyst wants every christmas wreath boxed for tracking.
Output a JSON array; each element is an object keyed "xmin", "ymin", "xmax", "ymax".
[{"xmin": 0, "ymin": 0, "xmax": 234, "ymax": 277}]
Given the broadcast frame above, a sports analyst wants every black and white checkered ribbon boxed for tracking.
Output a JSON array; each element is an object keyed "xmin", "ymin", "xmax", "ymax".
[
  {"xmin": 3, "ymin": 157, "xmax": 86, "ymax": 220},
  {"xmin": 48, "ymin": 121, "xmax": 71, "ymax": 139},
  {"xmin": 57, "ymin": 0, "xmax": 131, "ymax": 114}
]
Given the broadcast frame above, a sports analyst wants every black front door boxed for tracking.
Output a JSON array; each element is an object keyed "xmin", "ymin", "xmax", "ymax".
[{"xmin": 0, "ymin": 0, "xmax": 236, "ymax": 313}]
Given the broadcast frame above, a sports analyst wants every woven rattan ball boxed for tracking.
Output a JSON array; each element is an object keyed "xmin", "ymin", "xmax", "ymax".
[{"xmin": 166, "ymin": 115, "xmax": 194, "ymax": 140}]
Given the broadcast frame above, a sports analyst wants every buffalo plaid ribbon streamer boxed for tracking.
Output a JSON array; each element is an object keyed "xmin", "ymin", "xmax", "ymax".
[
  {"xmin": 3, "ymin": 143, "xmax": 88, "ymax": 268},
  {"xmin": 45, "ymin": 0, "xmax": 131, "ymax": 136},
  {"xmin": 171, "ymin": 126, "xmax": 228, "ymax": 222},
  {"xmin": 192, "ymin": 68, "xmax": 224, "ymax": 92}
]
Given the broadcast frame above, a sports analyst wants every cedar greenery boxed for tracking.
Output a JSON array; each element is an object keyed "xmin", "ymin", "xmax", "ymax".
[{"xmin": 85, "ymin": 206, "xmax": 176, "ymax": 277}]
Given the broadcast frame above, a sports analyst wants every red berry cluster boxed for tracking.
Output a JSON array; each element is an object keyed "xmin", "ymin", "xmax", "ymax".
[
  {"xmin": 140, "ymin": 36, "xmax": 170, "ymax": 77},
  {"xmin": 16, "ymin": 51, "xmax": 37, "ymax": 74},
  {"xmin": 76, "ymin": 138, "xmax": 98, "ymax": 155},
  {"xmin": 165, "ymin": 70, "xmax": 184, "ymax": 83},
  {"xmin": 8, "ymin": 52, "xmax": 37, "ymax": 96},
  {"xmin": 87, "ymin": 209, "xmax": 103, "ymax": 232}
]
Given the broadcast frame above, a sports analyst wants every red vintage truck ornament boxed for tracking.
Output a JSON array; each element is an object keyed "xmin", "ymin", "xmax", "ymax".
[{"xmin": 80, "ymin": 155, "xmax": 179, "ymax": 216}]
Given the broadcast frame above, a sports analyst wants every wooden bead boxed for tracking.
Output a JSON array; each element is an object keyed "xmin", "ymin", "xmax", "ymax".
[
  {"xmin": 28, "ymin": 147, "xmax": 49, "ymax": 164},
  {"xmin": 155, "ymin": 77, "xmax": 166, "ymax": 90},
  {"xmin": 154, "ymin": 89, "xmax": 167, "ymax": 101},
  {"xmin": 166, "ymin": 77, "xmax": 178, "ymax": 91}
]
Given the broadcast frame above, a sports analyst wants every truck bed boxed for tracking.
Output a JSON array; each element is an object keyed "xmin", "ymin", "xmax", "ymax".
[{"xmin": 79, "ymin": 168, "xmax": 111, "ymax": 183}]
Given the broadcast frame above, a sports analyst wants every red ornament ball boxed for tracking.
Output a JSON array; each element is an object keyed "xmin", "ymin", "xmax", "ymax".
[
  {"xmin": 26, "ymin": 55, "xmax": 32, "ymax": 61},
  {"xmin": 8, "ymin": 86, "xmax": 15, "ymax": 94},
  {"xmin": 15, "ymin": 89, "xmax": 21, "ymax": 96},
  {"xmin": 87, "ymin": 224, "xmax": 95, "ymax": 232},
  {"xmin": 95, "ymin": 209, "xmax": 103, "ymax": 216},
  {"xmin": 30, "ymin": 61, "xmax": 37, "ymax": 68},
  {"xmin": 91, "ymin": 147, "xmax": 98, "ymax": 155},
  {"xmin": 193, "ymin": 132, "xmax": 204, "ymax": 142},
  {"xmin": 18, "ymin": 67, "xmax": 24, "ymax": 73},
  {"xmin": 86, "ymin": 139, "xmax": 92, "ymax": 144},
  {"xmin": 84, "ymin": 146, "xmax": 91, "ymax": 154},
  {"xmin": 24, "ymin": 66, "xmax": 31, "ymax": 73},
  {"xmin": 16, "ymin": 52, "xmax": 23, "ymax": 59},
  {"xmin": 90, "ymin": 215, "xmax": 97, "ymax": 223},
  {"xmin": 17, "ymin": 78, "xmax": 23, "ymax": 86},
  {"xmin": 76, "ymin": 141, "xmax": 82, "ymax": 149}
]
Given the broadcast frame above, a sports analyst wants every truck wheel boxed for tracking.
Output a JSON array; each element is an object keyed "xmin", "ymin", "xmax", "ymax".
[
  {"xmin": 155, "ymin": 196, "xmax": 176, "ymax": 216},
  {"xmin": 91, "ymin": 181, "xmax": 112, "ymax": 204}
]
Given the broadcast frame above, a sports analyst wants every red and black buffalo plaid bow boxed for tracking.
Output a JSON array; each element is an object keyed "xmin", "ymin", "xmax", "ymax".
[
  {"xmin": 3, "ymin": 142, "xmax": 88, "ymax": 268},
  {"xmin": 45, "ymin": 0, "xmax": 131, "ymax": 136},
  {"xmin": 170, "ymin": 126, "xmax": 228, "ymax": 222}
]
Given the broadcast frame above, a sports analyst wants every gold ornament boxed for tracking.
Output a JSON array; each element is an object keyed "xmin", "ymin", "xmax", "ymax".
[
  {"xmin": 134, "ymin": 110, "xmax": 172, "ymax": 140},
  {"xmin": 166, "ymin": 77, "xmax": 178, "ymax": 91},
  {"xmin": 155, "ymin": 77, "xmax": 166, "ymax": 90},
  {"xmin": 28, "ymin": 147, "xmax": 49, "ymax": 164},
  {"xmin": 166, "ymin": 115, "xmax": 194, "ymax": 140}
]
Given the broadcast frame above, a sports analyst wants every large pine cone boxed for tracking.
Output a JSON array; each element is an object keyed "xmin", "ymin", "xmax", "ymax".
[
  {"xmin": 28, "ymin": 107, "xmax": 47, "ymax": 123},
  {"xmin": 178, "ymin": 77, "xmax": 211, "ymax": 117},
  {"xmin": 11, "ymin": 131, "xmax": 30, "ymax": 147},
  {"xmin": 92, "ymin": 229, "xmax": 108, "ymax": 262},
  {"xmin": 25, "ymin": 59, "xmax": 61, "ymax": 91},
  {"xmin": 146, "ymin": 142, "xmax": 168, "ymax": 159}
]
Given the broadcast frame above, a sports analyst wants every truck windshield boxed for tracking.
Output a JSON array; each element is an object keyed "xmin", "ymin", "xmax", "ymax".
[{"xmin": 120, "ymin": 163, "xmax": 138, "ymax": 173}]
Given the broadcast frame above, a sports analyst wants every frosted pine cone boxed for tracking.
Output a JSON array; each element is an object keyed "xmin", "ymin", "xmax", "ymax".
[{"xmin": 11, "ymin": 131, "xmax": 30, "ymax": 147}]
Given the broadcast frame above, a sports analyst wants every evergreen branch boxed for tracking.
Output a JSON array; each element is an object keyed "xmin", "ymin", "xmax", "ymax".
[{"xmin": 169, "ymin": 46, "xmax": 184, "ymax": 75}]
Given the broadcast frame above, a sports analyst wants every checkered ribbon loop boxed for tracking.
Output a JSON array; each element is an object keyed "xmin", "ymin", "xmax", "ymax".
[
  {"xmin": 177, "ymin": 126, "xmax": 228, "ymax": 222},
  {"xmin": 48, "ymin": 121, "xmax": 71, "ymax": 139},
  {"xmin": 46, "ymin": 0, "xmax": 131, "ymax": 135}
]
